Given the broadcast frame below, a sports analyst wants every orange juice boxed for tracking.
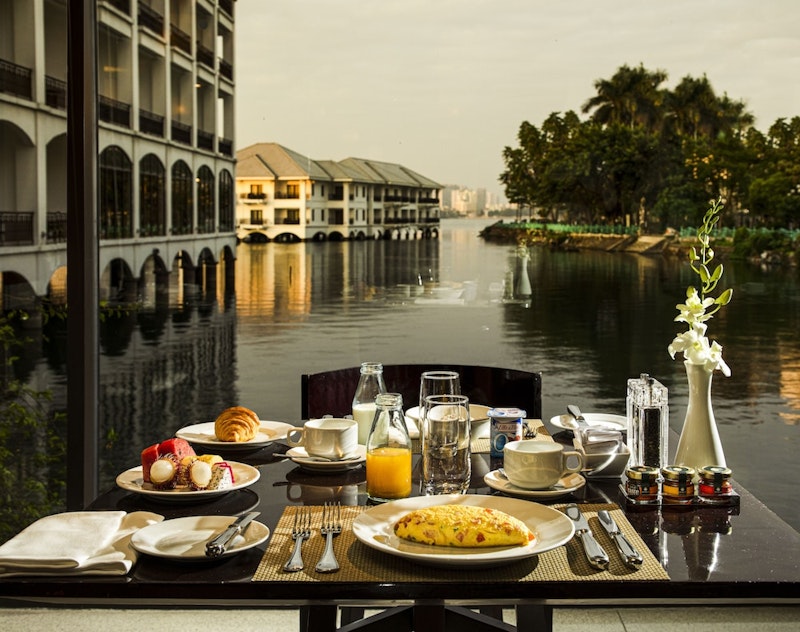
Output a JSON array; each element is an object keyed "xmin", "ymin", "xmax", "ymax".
[{"xmin": 366, "ymin": 447, "xmax": 412, "ymax": 500}]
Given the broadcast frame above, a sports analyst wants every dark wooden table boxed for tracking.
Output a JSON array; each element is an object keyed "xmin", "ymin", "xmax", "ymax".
[{"xmin": 2, "ymin": 439, "xmax": 799, "ymax": 632}]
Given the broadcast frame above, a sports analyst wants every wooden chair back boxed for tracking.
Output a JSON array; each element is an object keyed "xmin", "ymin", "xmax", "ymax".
[{"xmin": 301, "ymin": 364, "xmax": 542, "ymax": 420}]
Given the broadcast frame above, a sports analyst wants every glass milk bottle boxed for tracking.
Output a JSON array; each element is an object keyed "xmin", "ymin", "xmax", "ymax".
[
  {"xmin": 366, "ymin": 393, "xmax": 412, "ymax": 502},
  {"xmin": 352, "ymin": 361, "xmax": 386, "ymax": 445}
]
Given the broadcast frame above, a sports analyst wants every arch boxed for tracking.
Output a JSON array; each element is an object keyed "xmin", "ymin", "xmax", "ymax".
[
  {"xmin": 171, "ymin": 159, "xmax": 193, "ymax": 235},
  {"xmin": 45, "ymin": 134, "xmax": 68, "ymax": 241},
  {"xmin": 138, "ymin": 252, "xmax": 170, "ymax": 308},
  {"xmin": 197, "ymin": 165, "xmax": 214, "ymax": 234},
  {"xmin": 274, "ymin": 232, "xmax": 301, "ymax": 243},
  {"xmin": 0, "ymin": 121, "xmax": 36, "ymax": 220},
  {"xmin": 312, "ymin": 232, "xmax": 327, "ymax": 242},
  {"xmin": 218, "ymin": 169, "xmax": 234, "ymax": 231},
  {"xmin": 243, "ymin": 231, "xmax": 268, "ymax": 243},
  {"xmin": 139, "ymin": 153, "xmax": 166, "ymax": 237},
  {"xmin": 327, "ymin": 231, "xmax": 345, "ymax": 242},
  {"xmin": 47, "ymin": 266, "xmax": 68, "ymax": 305},
  {"xmin": 100, "ymin": 257, "xmax": 137, "ymax": 303},
  {"xmin": 0, "ymin": 272, "xmax": 38, "ymax": 312},
  {"xmin": 99, "ymin": 146, "xmax": 133, "ymax": 239}
]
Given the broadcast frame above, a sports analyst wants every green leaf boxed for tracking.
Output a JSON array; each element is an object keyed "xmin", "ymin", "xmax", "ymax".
[
  {"xmin": 710, "ymin": 264, "xmax": 723, "ymax": 283},
  {"xmin": 699, "ymin": 264, "xmax": 710, "ymax": 283},
  {"xmin": 716, "ymin": 288, "xmax": 733, "ymax": 305}
]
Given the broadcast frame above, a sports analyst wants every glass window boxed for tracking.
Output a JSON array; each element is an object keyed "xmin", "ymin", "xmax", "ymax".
[{"xmin": 140, "ymin": 153, "xmax": 166, "ymax": 236}]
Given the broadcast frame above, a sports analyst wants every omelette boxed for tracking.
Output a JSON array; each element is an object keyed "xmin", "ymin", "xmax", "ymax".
[{"xmin": 393, "ymin": 504, "xmax": 535, "ymax": 548}]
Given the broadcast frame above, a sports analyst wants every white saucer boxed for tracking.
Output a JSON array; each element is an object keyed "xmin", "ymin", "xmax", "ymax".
[
  {"xmin": 286, "ymin": 444, "xmax": 367, "ymax": 472},
  {"xmin": 549, "ymin": 413, "xmax": 627, "ymax": 433},
  {"xmin": 483, "ymin": 469, "xmax": 586, "ymax": 499}
]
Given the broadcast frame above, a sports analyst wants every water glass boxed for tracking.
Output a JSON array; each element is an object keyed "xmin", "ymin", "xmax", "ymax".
[
  {"xmin": 421, "ymin": 393, "xmax": 471, "ymax": 495},
  {"xmin": 418, "ymin": 370, "xmax": 461, "ymax": 411}
]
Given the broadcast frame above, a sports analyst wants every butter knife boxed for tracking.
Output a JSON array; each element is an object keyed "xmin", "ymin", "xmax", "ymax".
[
  {"xmin": 597, "ymin": 509, "xmax": 643, "ymax": 569},
  {"xmin": 205, "ymin": 511, "xmax": 260, "ymax": 558},
  {"xmin": 564, "ymin": 504, "xmax": 609, "ymax": 570}
]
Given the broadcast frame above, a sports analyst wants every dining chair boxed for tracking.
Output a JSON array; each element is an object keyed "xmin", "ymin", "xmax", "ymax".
[{"xmin": 301, "ymin": 363, "xmax": 542, "ymax": 421}]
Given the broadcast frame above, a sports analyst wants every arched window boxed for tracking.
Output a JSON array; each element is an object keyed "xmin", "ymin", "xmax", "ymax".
[
  {"xmin": 171, "ymin": 160, "xmax": 193, "ymax": 234},
  {"xmin": 140, "ymin": 154, "xmax": 165, "ymax": 236},
  {"xmin": 197, "ymin": 165, "xmax": 214, "ymax": 233},
  {"xmin": 99, "ymin": 145, "xmax": 132, "ymax": 239},
  {"xmin": 218, "ymin": 169, "xmax": 234, "ymax": 231}
]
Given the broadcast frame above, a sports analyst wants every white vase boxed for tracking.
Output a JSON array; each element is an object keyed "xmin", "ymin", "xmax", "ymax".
[{"xmin": 674, "ymin": 360, "xmax": 726, "ymax": 471}]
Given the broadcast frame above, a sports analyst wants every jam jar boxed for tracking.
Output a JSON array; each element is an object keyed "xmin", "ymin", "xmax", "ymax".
[
  {"xmin": 624, "ymin": 465, "xmax": 660, "ymax": 504},
  {"xmin": 698, "ymin": 465, "xmax": 734, "ymax": 503},
  {"xmin": 661, "ymin": 465, "xmax": 696, "ymax": 504}
]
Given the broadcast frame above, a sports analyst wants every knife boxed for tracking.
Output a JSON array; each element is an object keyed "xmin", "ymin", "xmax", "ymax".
[
  {"xmin": 566, "ymin": 404, "xmax": 591, "ymax": 439},
  {"xmin": 597, "ymin": 509, "xmax": 643, "ymax": 569},
  {"xmin": 564, "ymin": 504, "xmax": 609, "ymax": 570},
  {"xmin": 205, "ymin": 511, "xmax": 260, "ymax": 558}
]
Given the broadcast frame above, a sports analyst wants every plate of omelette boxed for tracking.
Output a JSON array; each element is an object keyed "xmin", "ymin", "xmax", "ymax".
[{"xmin": 352, "ymin": 495, "xmax": 575, "ymax": 568}]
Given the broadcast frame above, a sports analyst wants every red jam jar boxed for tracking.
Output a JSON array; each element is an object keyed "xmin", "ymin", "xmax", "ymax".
[
  {"xmin": 698, "ymin": 465, "xmax": 734, "ymax": 503},
  {"xmin": 625, "ymin": 465, "xmax": 660, "ymax": 504},
  {"xmin": 661, "ymin": 465, "xmax": 696, "ymax": 504}
]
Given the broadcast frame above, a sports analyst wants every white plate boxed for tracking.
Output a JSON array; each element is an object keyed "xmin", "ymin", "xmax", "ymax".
[
  {"xmin": 286, "ymin": 444, "xmax": 366, "ymax": 472},
  {"xmin": 549, "ymin": 413, "xmax": 627, "ymax": 433},
  {"xmin": 116, "ymin": 461, "xmax": 260, "ymax": 502},
  {"xmin": 175, "ymin": 419, "xmax": 294, "ymax": 450},
  {"xmin": 406, "ymin": 404, "xmax": 490, "ymax": 423},
  {"xmin": 130, "ymin": 515, "xmax": 270, "ymax": 560},
  {"xmin": 352, "ymin": 495, "xmax": 575, "ymax": 568},
  {"xmin": 483, "ymin": 470, "xmax": 586, "ymax": 499}
]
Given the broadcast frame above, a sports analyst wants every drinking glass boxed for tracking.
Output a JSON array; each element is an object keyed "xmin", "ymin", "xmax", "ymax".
[
  {"xmin": 421, "ymin": 393, "xmax": 471, "ymax": 495},
  {"xmin": 418, "ymin": 370, "xmax": 461, "ymax": 411}
]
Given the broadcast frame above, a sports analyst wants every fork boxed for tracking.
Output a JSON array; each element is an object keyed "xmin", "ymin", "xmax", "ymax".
[
  {"xmin": 283, "ymin": 506, "xmax": 311, "ymax": 572},
  {"xmin": 315, "ymin": 501, "xmax": 342, "ymax": 573}
]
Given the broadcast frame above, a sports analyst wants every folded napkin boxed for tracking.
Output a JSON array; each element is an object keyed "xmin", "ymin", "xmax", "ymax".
[
  {"xmin": 0, "ymin": 510, "xmax": 163, "ymax": 577},
  {"xmin": 577, "ymin": 428, "xmax": 622, "ymax": 454}
]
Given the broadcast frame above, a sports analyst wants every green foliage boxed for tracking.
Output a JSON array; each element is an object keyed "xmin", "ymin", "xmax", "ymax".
[
  {"xmin": 501, "ymin": 63, "xmax": 800, "ymax": 232},
  {"xmin": 688, "ymin": 198, "xmax": 733, "ymax": 314}
]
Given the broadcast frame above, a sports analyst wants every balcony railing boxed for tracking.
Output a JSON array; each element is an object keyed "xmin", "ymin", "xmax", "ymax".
[
  {"xmin": 246, "ymin": 192, "xmax": 267, "ymax": 200},
  {"xmin": 219, "ymin": 58, "xmax": 233, "ymax": 81},
  {"xmin": 196, "ymin": 43, "xmax": 215, "ymax": 69},
  {"xmin": 281, "ymin": 218, "xmax": 301, "ymax": 225},
  {"xmin": 275, "ymin": 191, "xmax": 300, "ymax": 199},
  {"xmin": 0, "ymin": 58, "xmax": 32, "ymax": 100},
  {"xmin": 99, "ymin": 95, "xmax": 131, "ymax": 127},
  {"xmin": 171, "ymin": 120, "xmax": 192, "ymax": 145},
  {"xmin": 46, "ymin": 212, "xmax": 68, "ymax": 243},
  {"xmin": 45, "ymin": 76, "xmax": 67, "ymax": 110},
  {"xmin": 0, "ymin": 212, "xmax": 34, "ymax": 246},
  {"xmin": 139, "ymin": 109, "xmax": 164, "ymax": 137},
  {"xmin": 197, "ymin": 129, "xmax": 214, "ymax": 151},
  {"xmin": 219, "ymin": 137, "xmax": 233, "ymax": 156},
  {"xmin": 138, "ymin": 3, "xmax": 164, "ymax": 36},
  {"xmin": 170, "ymin": 24, "xmax": 191, "ymax": 55}
]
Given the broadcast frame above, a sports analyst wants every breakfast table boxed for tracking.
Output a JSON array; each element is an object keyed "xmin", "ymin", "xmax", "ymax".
[{"xmin": 1, "ymin": 419, "xmax": 799, "ymax": 632}]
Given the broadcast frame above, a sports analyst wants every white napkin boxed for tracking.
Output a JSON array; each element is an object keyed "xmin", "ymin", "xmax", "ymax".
[
  {"xmin": 404, "ymin": 415, "xmax": 420, "ymax": 439},
  {"xmin": 0, "ymin": 510, "xmax": 163, "ymax": 577}
]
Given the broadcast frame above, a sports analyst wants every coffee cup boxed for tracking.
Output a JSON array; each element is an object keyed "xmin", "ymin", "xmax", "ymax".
[
  {"xmin": 286, "ymin": 418, "xmax": 358, "ymax": 460},
  {"xmin": 502, "ymin": 440, "xmax": 584, "ymax": 489}
]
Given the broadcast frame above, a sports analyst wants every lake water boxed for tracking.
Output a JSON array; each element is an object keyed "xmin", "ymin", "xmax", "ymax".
[{"xmin": 19, "ymin": 218, "xmax": 799, "ymax": 536}]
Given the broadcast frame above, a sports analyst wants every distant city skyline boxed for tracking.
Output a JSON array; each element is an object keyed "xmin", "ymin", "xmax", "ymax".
[{"xmin": 235, "ymin": 0, "xmax": 800, "ymax": 199}]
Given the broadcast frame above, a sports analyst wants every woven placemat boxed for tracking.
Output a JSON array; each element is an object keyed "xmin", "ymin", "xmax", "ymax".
[
  {"xmin": 252, "ymin": 502, "xmax": 668, "ymax": 583},
  {"xmin": 412, "ymin": 419, "xmax": 550, "ymax": 454}
]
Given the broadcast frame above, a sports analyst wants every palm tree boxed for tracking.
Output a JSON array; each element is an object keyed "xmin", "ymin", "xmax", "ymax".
[{"xmin": 581, "ymin": 63, "xmax": 667, "ymax": 131}]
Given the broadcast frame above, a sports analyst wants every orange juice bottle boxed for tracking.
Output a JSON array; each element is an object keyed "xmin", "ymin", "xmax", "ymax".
[{"xmin": 366, "ymin": 393, "xmax": 412, "ymax": 502}]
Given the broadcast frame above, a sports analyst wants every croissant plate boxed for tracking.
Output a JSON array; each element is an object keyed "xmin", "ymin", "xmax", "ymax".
[{"xmin": 214, "ymin": 406, "xmax": 260, "ymax": 442}]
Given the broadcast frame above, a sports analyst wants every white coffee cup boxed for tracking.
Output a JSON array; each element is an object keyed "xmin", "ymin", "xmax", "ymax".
[
  {"xmin": 503, "ymin": 440, "xmax": 584, "ymax": 489},
  {"xmin": 286, "ymin": 418, "xmax": 358, "ymax": 460}
]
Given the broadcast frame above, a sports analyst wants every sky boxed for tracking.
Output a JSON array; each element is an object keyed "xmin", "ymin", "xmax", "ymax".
[{"xmin": 234, "ymin": 0, "xmax": 800, "ymax": 199}]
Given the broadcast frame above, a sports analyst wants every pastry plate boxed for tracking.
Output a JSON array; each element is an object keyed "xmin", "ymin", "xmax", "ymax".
[
  {"xmin": 286, "ymin": 444, "xmax": 366, "ymax": 472},
  {"xmin": 131, "ymin": 515, "xmax": 270, "ymax": 560},
  {"xmin": 352, "ymin": 494, "xmax": 575, "ymax": 568},
  {"xmin": 116, "ymin": 461, "xmax": 260, "ymax": 502},
  {"xmin": 549, "ymin": 413, "xmax": 627, "ymax": 433},
  {"xmin": 483, "ymin": 470, "xmax": 586, "ymax": 499},
  {"xmin": 175, "ymin": 420, "xmax": 294, "ymax": 450}
]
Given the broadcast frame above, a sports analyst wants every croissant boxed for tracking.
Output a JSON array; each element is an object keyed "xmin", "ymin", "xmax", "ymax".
[{"xmin": 214, "ymin": 406, "xmax": 260, "ymax": 442}]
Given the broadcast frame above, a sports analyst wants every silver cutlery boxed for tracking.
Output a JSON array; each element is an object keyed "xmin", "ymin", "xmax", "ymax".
[
  {"xmin": 566, "ymin": 404, "xmax": 591, "ymax": 434},
  {"xmin": 283, "ymin": 506, "xmax": 311, "ymax": 572},
  {"xmin": 597, "ymin": 509, "xmax": 643, "ymax": 569},
  {"xmin": 564, "ymin": 503, "xmax": 609, "ymax": 570},
  {"xmin": 205, "ymin": 511, "xmax": 260, "ymax": 558},
  {"xmin": 315, "ymin": 501, "xmax": 342, "ymax": 573}
]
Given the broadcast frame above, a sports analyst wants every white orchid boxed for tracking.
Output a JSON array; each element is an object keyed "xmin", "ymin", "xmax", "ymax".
[{"xmin": 669, "ymin": 198, "xmax": 733, "ymax": 376}]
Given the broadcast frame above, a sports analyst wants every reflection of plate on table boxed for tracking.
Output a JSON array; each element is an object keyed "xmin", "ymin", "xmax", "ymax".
[
  {"xmin": 175, "ymin": 420, "xmax": 294, "ymax": 450},
  {"xmin": 352, "ymin": 495, "xmax": 574, "ymax": 568},
  {"xmin": 286, "ymin": 444, "xmax": 366, "ymax": 472},
  {"xmin": 549, "ymin": 413, "xmax": 626, "ymax": 433},
  {"xmin": 483, "ymin": 470, "xmax": 586, "ymax": 499},
  {"xmin": 115, "ymin": 462, "xmax": 260, "ymax": 502},
  {"xmin": 131, "ymin": 515, "xmax": 269, "ymax": 560},
  {"xmin": 405, "ymin": 404, "xmax": 491, "ymax": 438}
]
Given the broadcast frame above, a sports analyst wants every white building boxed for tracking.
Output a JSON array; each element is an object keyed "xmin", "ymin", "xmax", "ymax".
[
  {"xmin": 236, "ymin": 142, "xmax": 442, "ymax": 242},
  {"xmin": 0, "ymin": 0, "xmax": 238, "ymax": 307}
]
